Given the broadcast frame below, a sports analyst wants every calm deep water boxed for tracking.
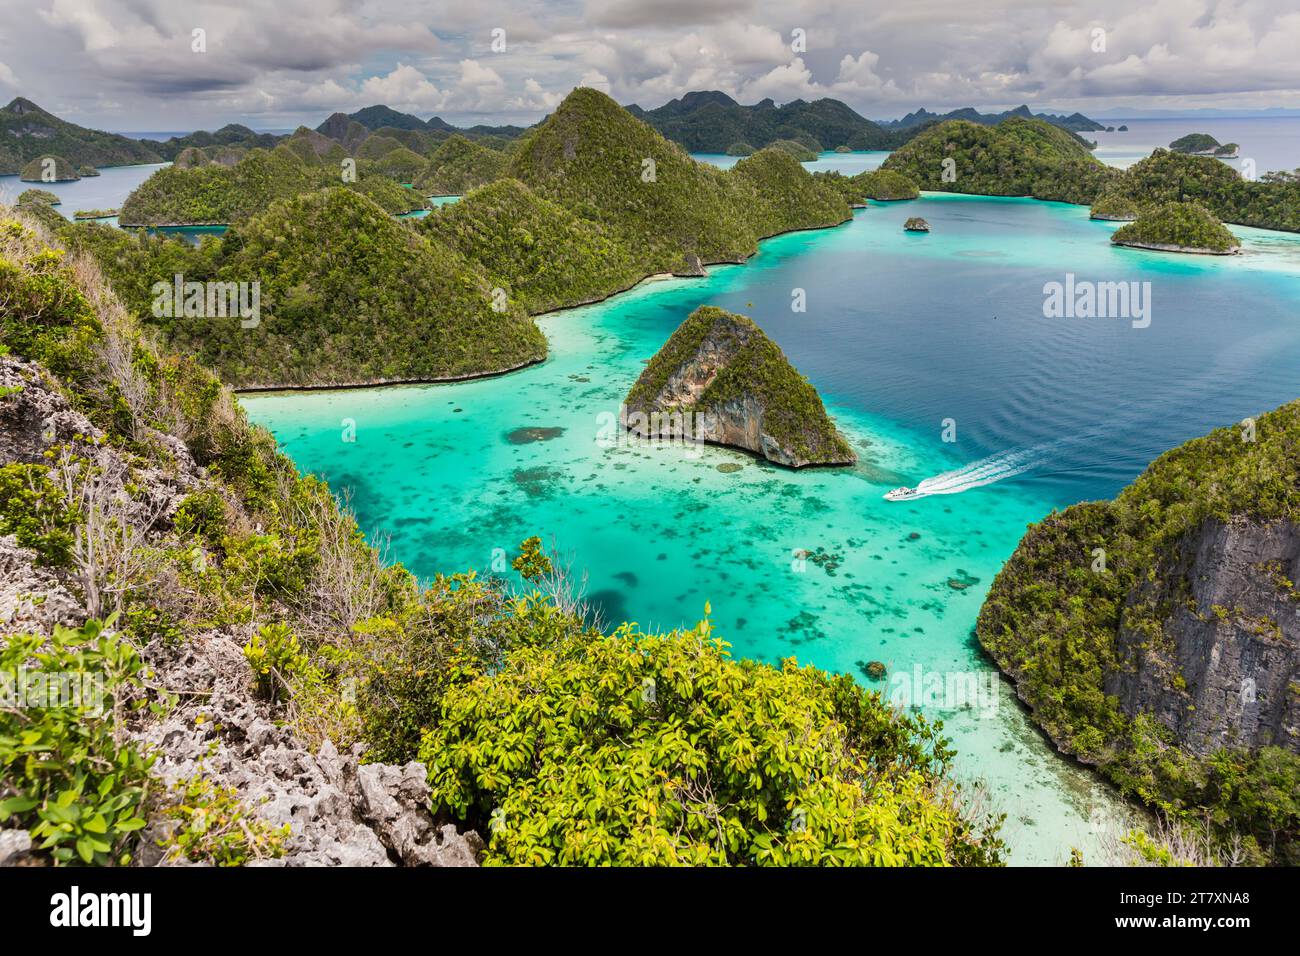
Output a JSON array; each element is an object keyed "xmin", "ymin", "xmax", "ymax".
[{"xmin": 243, "ymin": 194, "xmax": 1300, "ymax": 864}]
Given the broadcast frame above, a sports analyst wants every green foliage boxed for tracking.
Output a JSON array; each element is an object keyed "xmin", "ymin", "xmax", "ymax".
[
  {"xmin": 1169, "ymin": 133, "xmax": 1221, "ymax": 154},
  {"xmin": 882, "ymin": 117, "xmax": 1116, "ymax": 203},
  {"xmin": 173, "ymin": 488, "xmax": 228, "ymax": 543},
  {"xmin": 509, "ymin": 88, "xmax": 848, "ymax": 276},
  {"xmin": 422, "ymin": 614, "xmax": 1003, "ymax": 865},
  {"xmin": 244, "ymin": 622, "xmax": 309, "ymax": 702},
  {"xmin": 852, "ymin": 169, "xmax": 921, "ymax": 201},
  {"xmin": 0, "ymin": 97, "xmax": 159, "ymax": 176},
  {"xmin": 156, "ymin": 770, "xmax": 290, "ymax": 865},
  {"xmin": 1111, "ymin": 201, "xmax": 1241, "ymax": 253},
  {"xmin": 417, "ymin": 135, "xmax": 509, "ymax": 196},
  {"xmin": 209, "ymin": 187, "xmax": 545, "ymax": 386},
  {"xmin": 725, "ymin": 142, "xmax": 754, "ymax": 156},
  {"xmin": 638, "ymin": 91, "xmax": 901, "ymax": 152},
  {"xmin": 117, "ymin": 148, "xmax": 424, "ymax": 226},
  {"xmin": 0, "ymin": 462, "xmax": 78, "ymax": 566},
  {"xmin": 625, "ymin": 305, "xmax": 854, "ymax": 465},
  {"xmin": 17, "ymin": 188, "xmax": 60, "ymax": 206},
  {"xmin": 0, "ymin": 617, "xmax": 160, "ymax": 865},
  {"xmin": 419, "ymin": 178, "xmax": 641, "ymax": 314},
  {"xmin": 978, "ymin": 400, "xmax": 1300, "ymax": 862},
  {"xmin": 1090, "ymin": 189, "xmax": 1144, "ymax": 221},
  {"xmin": 1105, "ymin": 149, "xmax": 1300, "ymax": 233},
  {"xmin": 732, "ymin": 148, "xmax": 851, "ymax": 236},
  {"xmin": 511, "ymin": 535, "xmax": 553, "ymax": 581},
  {"xmin": 767, "ymin": 139, "xmax": 818, "ymax": 162}
]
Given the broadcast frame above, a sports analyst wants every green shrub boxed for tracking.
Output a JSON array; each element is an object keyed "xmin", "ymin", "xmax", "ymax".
[
  {"xmin": 174, "ymin": 488, "xmax": 227, "ymax": 543},
  {"xmin": 422, "ymin": 613, "xmax": 1003, "ymax": 866},
  {"xmin": 156, "ymin": 770, "xmax": 290, "ymax": 865},
  {"xmin": 0, "ymin": 462, "xmax": 78, "ymax": 566},
  {"xmin": 0, "ymin": 617, "xmax": 162, "ymax": 865}
]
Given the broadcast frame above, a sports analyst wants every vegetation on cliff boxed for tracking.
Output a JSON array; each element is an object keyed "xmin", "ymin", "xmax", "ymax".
[
  {"xmin": 418, "ymin": 178, "xmax": 640, "ymax": 314},
  {"xmin": 118, "ymin": 148, "xmax": 425, "ymax": 225},
  {"xmin": 854, "ymin": 169, "xmax": 921, "ymax": 201},
  {"xmin": 416, "ymin": 135, "xmax": 509, "ymax": 196},
  {"xmin": 70, "ymin": 188, "xmax": 543, "ymax": 387},
  {"xmin": 17, "ymin": 188, "xmax": 60, "ymax": 206},
  {"xmin": 1169, "ymin": 133, "xmax": 1238, "ymax": 156},
  {"xmin": 509, "ymin": 88, "xmax": 850, "ymax": 276},
  {"xmin": 1102, "ymin": 149, "xmax": 1300, "ymax": 233},
  {"xmin": 881, "ymin": 117, "xmax": 1117, "ymax": 204},
  {"xmin": 0, "ymin": 207, "xmax": 999, "ymax": 867},
  {"xmin": 624, "ymin": 305, "xmax": 855, "ymax": 467},
  {"xmin": 633, "ymin": 90, "xmax": 903, "ymax": 152},
  {"xmin": 978, "ymin": 402, "xmax": 1300, "ymax": 863},
  {"xmin": 422, "ymin": 603, "xmax": 1003, "ymax": 865},
  {"xmin": 1111, "ymin": 201, "xmax": 1241, "ymax": 254}
]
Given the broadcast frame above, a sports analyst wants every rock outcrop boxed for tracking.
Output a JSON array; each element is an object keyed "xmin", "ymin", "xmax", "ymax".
[
  {"xmin": 622, "ymin": 306, "xmax": 856, "ymax": 468},
  {"xmin": 1104, "ymin": 518, "xmax": 1300, "ymax": 757},
  {"xmin": 1, "ymin": 356, "xmax": 482, "ymax": 867}
]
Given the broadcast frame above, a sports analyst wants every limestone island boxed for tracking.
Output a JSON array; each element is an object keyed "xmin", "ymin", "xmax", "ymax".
[
  {"xmin": 1110, "ymin": 201, "xmax": 1241, "ymax": 255},
  {"xmin": 17, "ymin": 188, "xmax": 60, "ymax": 206},
  {"xmin": 1169, "ymin": 133, "xmax": 1240, "ymax": 158},
  {"xmin": 904, "ymin": 217, "xmax": 930, "ymax": 232},
  {"xmin": 1089, "ymin": 189, "xmax": 1142, "ymax": 221},
  {"xmin": 855, "ymin": 169, "xmax": 920, "ymax": 201},
  {"xmin": 19, "ymin": 154, "xmax": 80, "ymax": 181},
  {"xmin": 622, "ymin": 305, "xmax": 857, "ymax": 468}
]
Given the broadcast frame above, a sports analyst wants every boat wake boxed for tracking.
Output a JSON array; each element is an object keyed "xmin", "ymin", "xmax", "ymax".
[{"xmin": 887, "ymin": 444, "xmax": 1058, "ymax": 501}]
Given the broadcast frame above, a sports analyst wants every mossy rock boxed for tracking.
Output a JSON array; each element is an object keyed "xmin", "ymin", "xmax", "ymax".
[{"xmin": 904, "ymin": 217, "xmax": 930, "ymax": 232}]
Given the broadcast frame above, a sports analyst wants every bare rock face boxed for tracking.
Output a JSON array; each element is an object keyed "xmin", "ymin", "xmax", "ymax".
[
  {"xmin": 1104, "ymin": 518, "xmax": 1300, "ymax": 757},
  {"xmin": 622, "ymin": 306, "xmax": 856, "ymax": 468}
]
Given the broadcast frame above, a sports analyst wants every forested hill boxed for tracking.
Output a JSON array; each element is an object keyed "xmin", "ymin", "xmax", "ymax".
[
  {"xmin": 628, "ymin": 90, "xmax": 904, "ymax": 152},
  {"xmin": 0, "ymin": 97, "xmax": 162, "ymax": 175}
]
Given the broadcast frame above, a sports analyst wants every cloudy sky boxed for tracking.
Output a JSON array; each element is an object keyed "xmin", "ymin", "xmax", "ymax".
[{"xmin": 2, "ymin": 0, "xmax": 1299, "ymax": 130}]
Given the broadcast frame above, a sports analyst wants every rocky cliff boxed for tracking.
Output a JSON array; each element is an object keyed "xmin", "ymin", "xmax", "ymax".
[
  {"xmin": 1104, "ymin": 517, "xmax": 1300, "ymax": 758},
  {"xmin": 977, "ymin": 401, "xmax": 1300, "ymax": 862},
  {"xmin": 622, "ymin": 306, "xmax": 856, "ymax": 468},
  {"xmin": 0, "ymin": 356, "xmax": 482, "ymax": 867}
]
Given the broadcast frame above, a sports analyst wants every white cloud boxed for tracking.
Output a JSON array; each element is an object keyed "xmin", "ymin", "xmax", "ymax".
[{"xmin": 7, "ymin": 0, "xmax": 1300, "ymax": 128}]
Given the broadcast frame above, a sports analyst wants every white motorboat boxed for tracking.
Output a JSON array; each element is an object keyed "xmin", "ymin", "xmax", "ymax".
[{"xmin": 884, "ymin": 486, "xmax": 921, "ymax": 501}]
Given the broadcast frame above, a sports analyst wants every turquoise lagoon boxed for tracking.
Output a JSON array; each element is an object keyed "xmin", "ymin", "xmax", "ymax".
[{"xmin": 242, "ymin": 193, "xmax": 1300, "ymax": 865}]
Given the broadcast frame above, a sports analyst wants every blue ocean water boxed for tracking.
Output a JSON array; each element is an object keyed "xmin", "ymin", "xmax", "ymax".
[
  {"xmin": 0, "ymin": 162, "xmax": 166, "ymax": 223},
  {"xmin": 692, "ymin": 150, "xmax": 888, "ymax": 174},
  {"xmin": 1091, "ymin": 117, "xmax": 1300, "ymax": 174},
  {"xmin": 242, "ymin": 195, "xmax": 1300, "ymax": 864}
]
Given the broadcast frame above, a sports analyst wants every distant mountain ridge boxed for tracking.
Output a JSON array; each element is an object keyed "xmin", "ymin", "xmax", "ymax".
[
  {"xmin": 627, "ymin": 90, "xmax": 903, "ymax": 151},
  {"xmin": 879, "ymin": 104, "xmax": 1106, "ymax": 133}
]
